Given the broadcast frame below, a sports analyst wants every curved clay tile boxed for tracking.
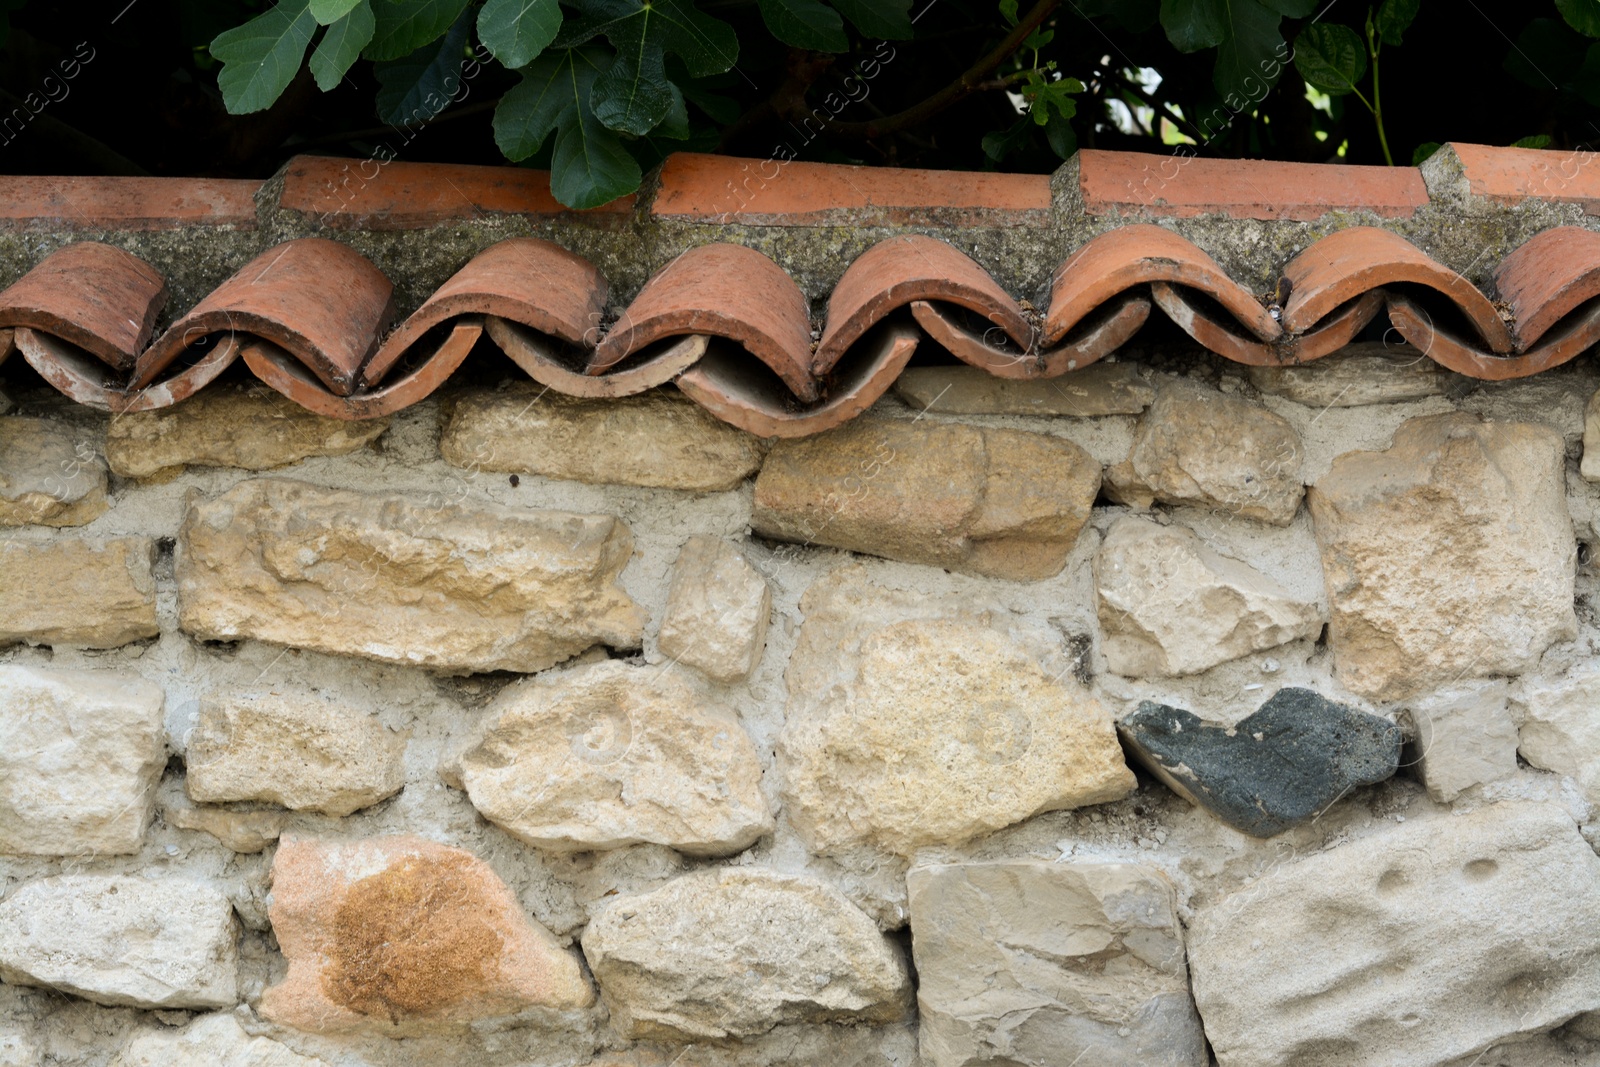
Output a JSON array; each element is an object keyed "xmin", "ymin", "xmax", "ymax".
[
  {"xmin": 0, "ymin": 242, "xmax": 167, "ymax": 371},
  {"xmin": 1280, "ymin": 227, "xmax": 1513, "ymax": 352},
  {"xmin": 133, "ymin": 238, "xmax": 395, "ymax": 398},
  {"xmin": 1149, "ymin": 283, "xmax": 1384, "ymax": 366},
  {"xmin": 1386, "ymin": 292, "xmax": 1600, "ymax": 380},
  {"xmin": 1044, "ymin": 224, "xmax": 1280, "ymax": 347},
  {"xmin": 13, "ymin": 327, "xmax": 239, "ymax": 412},
  {"xmin": 589, "ymin": 243, "xmax": 817, "ymax": 402},
  {"xmin": 677, "ymin": 323, "xmax": 920, "ymax": 438},
  {"xmin": 814, "ymin": 235, "xmax": 1030, "ymax": 375},
  {"xmin": 910, "ymin": 293, "xmax": 1150, "ymax": 378},
  {"xmin": 485, "ymin": 317, "xmax": 707, "ymax": 398},
  {"xmin": 1493, "ymin": 226, "xmax": 1600, "ymax": 348}
]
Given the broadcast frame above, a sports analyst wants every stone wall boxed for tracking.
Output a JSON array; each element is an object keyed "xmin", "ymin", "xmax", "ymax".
[{"xmin": 4, "ymin": 341, "xmax": 1600, "ymax": 1067}]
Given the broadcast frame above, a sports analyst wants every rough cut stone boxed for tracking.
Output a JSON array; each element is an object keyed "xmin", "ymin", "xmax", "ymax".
[
  {"xmin": 104, "ymin": 386, "xmax": 388, "ymax": 480},
  {"xmin": 1398, "ymin": 680, "xmax": 1518, "ymax": 803},
  {"xmin": 441, "ymin": 386, "xmax": 765, "ymax": 491},
  {"xmin": 656, "ymin": 536, "xmax": 770, "ymax": 682},
  {"xmin": 0, "ymin": 664, "xmax": 165, "ymax": 855},
  {"xmin": 1308, "ymin": 413, "xmax": 1576, "ymax": 701},
  {"xmin": 780, "ymin": 568, "xmax": 1134, "ymax": 856},
  {"xmin": 0, "ymin": 417, "xmax": 107, "ymax": 526},
  {"xmin": 261, "ymin": 834, "xmax": 592, "ymax": 1034},
  {"xmin": 891, "ymin": 362, "xmax": 1155, "ymax": 416},
  {"xmin": 0, "ymin": 875, "xmax": 239, "ymax": 1010},
  {"xmin": 0, "ymin": 1030, "xmax": 36, "ymax": 1067},
  {"xmin": 581, "ymin": 867, "xmax": 911, "ymax": 1041},
  {"xmin": 177, "ymin": 478, "xmax": 645, "ymax": 674},
  {"xmin": 1095, "ymin": 516, "xmax": 1323, "ymax": 676},
  {"xmin": 0, "ymin": 536, "xmax": 158, "ymax": 647},
  {"xmin": 752, "ymin": 415, "xmax": 1100, "ymax": 581},
  {"xmin": 1248, "ymin": 342, "xmax": 1457, "ymax": 407},
  {"xmin": 1187, "ymin": 802, "xmax": 1600, "ymax": 1067},
  {"xmin": 909, "ymin": 860, "xmax": 1206, "ymax": 1067},
  {"xmin": 162, "ymin": 796, "xmax": 286, "ymax": 853},
  {"xmin": 1105, "ymin": 379, "xmax": 1304, "ymax": 524},
  {"xmin": 1583, "ymin": 386, "xmax": 1600, "ymax": 483},
  {"xmin": 185, "ymin": 690, "xmax": 407, "ymax": 816},
  {"xmin": 1517, "ymin": 666, "xmax": 1600, "ymax": 803},
  {"xmin": 455, "ymin": 660, "xmax": 772, "ymax": 855},
  {"xmin": 1119, "ymin": 688, "xmax": 1401, "ymax": 838},
  {"xmin": 114, "ymin": 1014, "xmax": 327, "ymax": 1067}
]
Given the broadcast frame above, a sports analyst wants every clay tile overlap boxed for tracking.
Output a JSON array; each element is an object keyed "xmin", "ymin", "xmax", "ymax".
[
  {"xmin": 1149, "ymin": 282, "xmax": 1384, "ymax": 366},
  {"xmin": 1493, "ymin": 226, "xmax": 1600, "ymax": 348},
  {"xmin": 0, "ymin": 243, "xmax": 167, "ymax": 370}
]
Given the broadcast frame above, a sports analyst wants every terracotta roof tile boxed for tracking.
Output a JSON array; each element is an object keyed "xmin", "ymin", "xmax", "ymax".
[
  {"xmin": 0, "ymin": 176, "xmax": 260, "ymax": 230},
  {"xmin": 1149, "ymin": 282, "xmax": 1384, "ymax": 366},
  {"xmin": 1447, "ymin": 142, "xmax": 1600, "ymax": 211},
  {"xmin": 0, "ymin": 243, "xmax": 166, "ymax": 369}
]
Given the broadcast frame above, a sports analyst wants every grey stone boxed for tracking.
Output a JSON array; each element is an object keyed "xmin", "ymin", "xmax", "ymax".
[
  {"xmin": 1118, "ymin": 687, "xmax": 1401, "ymax": 837},
  {"xmin": 892, "ymin": 362, "xmax": 1155, "ymax": 416}
]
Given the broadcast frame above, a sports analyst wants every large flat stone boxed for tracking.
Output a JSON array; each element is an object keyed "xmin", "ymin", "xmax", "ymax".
[
  {"xmin": 910, "ymin": 859, "xmax": 1206, "ymax": 1067},
  {"xmin": 1095, "ymin": 515, "xmax": 1323, "ymax": 676},
  {"xmin": 455, "ymin": 660, "xmax": 772, "ymax": 855},
  {"xmin": 0, "ymin": 536, "xmax": 158, "ymax": 648},
  {"xmin": 581, "ymin": 867, "xmax": 912, "ymax": 1041},
  {"xmin": 780, "ymin": 567, "xmax": 1133, "ymax": 856},
  {"xmin": 440, "ymin": 386, "xmax": 765, "ymax": 491},
  {"xmin": 177, "ymin": 478, "xmax": 646, "ymax": 674},
  {"xmin": 1187, "ymin": 802, "xmax": 1600, "ymax": 1067},
  {"xmin": 1398, "ymin": 680, "xmax": 1518, "ymax": 803},
  {"xmin": 891, "ymin": 362, "xmax": 1155, "ymax": 416},
  {"xmin": 1248, "ymin": 342, "xmax": 1458, "ymax": 407},
  {"xmin": 0, "ymin": 875, "xmax": 238, "ymax": 1010},
  {"xmin": 752, "ymin": 415, "xmax": 1100, "ymax": 581},
  {"xmin": 0, "ymin": 417, "xmax": 107, "ymax": 526},
  {"xmin": 0, "ymin": 665, "xmax": 165, "ymax": 855},
  {"xmin": 1517, "ymin": 665, "xmax": 1600, "ymax": 804},
  {"xmin": 261, "ymin": 834, "xmax": 593, "ymax": 1035},
  {"xmin": 1308, "ymin": 412, "xmax": 1576, "ymax": 701},
  {"xmin": 656, "ymin": 535, "xmax": 770, "ymax": 683},
  {"xmin": 114, "ymin": 1014, "xmax": 328, "ymax": 1067}
]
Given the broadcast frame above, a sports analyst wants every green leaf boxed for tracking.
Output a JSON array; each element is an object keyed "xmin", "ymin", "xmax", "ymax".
[
  {"xmin": 211, "ymin": 0, "xmax": 318, "ymax": 114},
  {"xmin": 680, "ymin": 80, "xmax": 741, "ymax": 123},
  {"xmin": 1160, "ymin": 0, "xmax": 1227, "ymax": 51},
  {"xmin": 1256, "ymin": 0, "xmax": 1317, "ymax": 14},
  {"xmin": 309, "ymin": 0, "xmax": 361, "ymax": 24},
  {"xmin": 364, "ymin": 0, "xmax": 469, "ymax": 61},
  {"xmin": 559, "ymin": 0, "xmax": 738, "ymax": 136},
  {"xmin": 309, "ymin": 0, "xmax": 375, "ymax": 90},
  {"xmin": 1557, "ymin": 0, "xmax": 1600, "ymax": 37},
  {"xmin": 981, "ymin": 116, "xmax": 1034, "ymax": 162},
  {"xmin": 1503, "ymin": 17, "xmax": 1586, "ymax": 88},
  {"xmin": 1410, "ymin": 141, "xmax": 1441, "ymax": 164},
  {"xmin": 758, "ymin": 0, "xmax": 848, "ymax": 51},
  {"xmin": 1073, "ymin": 0, "xmax": 1160, "ymax": 32},
  {"xmin": 1573, "ymin": 41, "xmax": 1600, "ymax": 105},
  {"xmin": 374, "ymin": 9, "xmax": 470, "ymax": 123},
  {"xmin": 1044, "ymin": 108, "xmax": 1077, "ymax": 158},
  {"xmin": 999, "ymin": 0, "xmax": 1018, "ymax": 26},
  {"xmin": 1209, "ymin": 0, "xmax": 1294, "ymax": 102},
  {"xmin": 1375, "ymin": 0, "xmax": 1419, "ymax": 45},
  {"xmin": 1513, "ymin": 134, "xmax": 1554, "ymax": 149},
  {"xmin": 1294, "ymin": 23, "xmax": 1367, "ymax": 95},
  {"xmin": 830, "ymin": 0, "xmax": 913, "ymax": 38},
  {"xmin": 479, "ymin": 0, "xmax": 563, "ymax": 69},
  {"xmin": 655, "ymin": 80, "xmax": 692, "ymax": 138}
]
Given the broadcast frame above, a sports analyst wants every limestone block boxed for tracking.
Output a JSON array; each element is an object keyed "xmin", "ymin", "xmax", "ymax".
[
  {"xmin": 185, "ymin": 690, "xmax": 407, "ymax": 816},
  {"xmin": 1095, "ymin": 516, "xmax": 1323, "ymax": 676},
  {"xmin": 751, "ymin": 414, "xmax": 1100, "ymax": 581},
  {"xmin": 1187, "ymin": 802, "xmax": 1600, "ymax": 1067},
  {"xmin": 1398, "ymin": 680, "xmax": 1518, "ymax": 802},
  {"xmin": 0, "ymin": 664, "xmax": 165, "ymax": 855},
  {"xmin": 656, "ymin": 536, "xmax": 770, "ymax": 682},
  {"xmin": 261, "ymin": 834, "xmax": 592, "ymax": 1034},
  {"xmin": 1105, "ymin": 379, "xmax": 1304, "ymax": 524},
  {"xmin": 161, "ymin": 795, "xmax": 286, "ymax": 853},
  {"xmin": 779, "ymin": 567, "xmax": 1133, "ymax": 856},
  {"xmin": 892, "ymin": 362, "xmax": 1155, "ymax": 416},
  {"xmin": 440, "ymin": 386, "xmax": 764, "ymax": 491},
  {"xmin": 0, "ymin": 1030, "xmax": 36, "ymax": 1067},
  {"xmin": 114, "ymin": 1014, "xmax": 327, "ymax": 1067},
  {"xmin": 1517, "ymin": 665, "xmax": 1600, "ymax": 803},
  {"xmin": 177, "ymin": 478, "xmax": 645, "ymax": 674},
  {"xmin": 455, "ymin": 660, "xmax": 772, "ymax": 855},
  {"xmin": 1248, "ymin": 342, "xmax": 1458, "ymax": 407},
  {"xmin": 1585, "ymin": 387, "xmax": 1600, "ymax": 483},
  {"xmin": 0, "ymin": 417, "xmax": 106, "ymax": 526},
  {"xmin": 0, "ymin": 536, "xmax": 158, "ymax": 647},
  {"xmin": 581, "ymin": 867, "xmax": 911, "ymax": 1041},
  {"xmin": 0, "ymin": 875, "xmax": 239, "ymax": 1010},
  {"xmin": 1308, "ymin": 412, "xmax": 1576, "ymax": 701},
  {"xmin": 909, "ymin": 860, "xmax": 1206, "ymax": 1067}
]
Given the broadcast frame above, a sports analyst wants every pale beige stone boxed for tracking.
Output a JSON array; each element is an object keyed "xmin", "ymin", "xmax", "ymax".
[
  {"xmin": 656, "ymin": 536, "xmax": 770, "ymax": 682},
  {"xmin": 0, "ymin": 665, "xmax": 165, "ymax": 855},
  {"xmin": 1187, "ymin": 802, "xmax": 1600, "ymax": 1067},
  {"xmin": 0, "ymin": 417, "xmax": 107, "ymax": 526},
  {"xmin": 1584, "ymin": 387, "xmax": 1600, "ymax": 483},
  {"xmin": 0, "ymin": 1030, "xmax": 36, "ymax": 1067},
  {"xmin": 1106, "ymin": 379, "xmax": 1304, "ymax": 525},
  {"xmin": 114, "ymin": 1014, "xmax": 327, "ymax": 1067},
  {"xmin": 185, "ymin": 690, "xmax": 405, "ymax": 816},
  {"xmin": 0, "ymin": 536, "xmax": 158, "ymax": 647},
  {"xmin": 440, "ymin": 386, "xmax": 764, "ymax": 491},
  {"xmin": 752, "ymin": 415, "xmax": 1100, "ymax": 581},
  {"xmin": 177, "ymin": 478, "xmax": 645, "ymax": 674},
  {"xmin": 1248, "ymin": 342, "xmax": 1457, "ymax": 407},
  {"xmin": 779, "ymin": 568, "xmax": 1134, "ymax": 856},
  {"xmin": 910, "ymin": 860, "xmax": 1206, "ymax": 1067},
  {"xmin": 1398, "ymin": 680, "xmax": 1518, "ymax": 803},
  {"xmin": 0, "ymin": 875, "xmax": 239, "ymax": 1010},
  {"xmin": 161, "ymin": 796, "xmax": 286, "ymax": 853},
  {"xmin": 1095, "ymin": 516, "xmax": 1323, "ymax": 676},
  {"xmin": 892, "ymin": 362, "xmax": 1155, "ymax": 416},
  {"xmin": 581, "ymin": 867, "xmax": 912, "ymax": 1041},
  {"xmin": 456, "ymin": 660, "xmax": 772, "ymax": 855},
  {"xmin": 1308, "ymin": 413, "xmax": 1576, "ymax": 701},
  {"xmin": 1516, "ymin": 665, "xmax": 1600, "ymax": 803},
  {"xmin": 105, "ymin": 386, "xmax": 387, "ymax": 480}
]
